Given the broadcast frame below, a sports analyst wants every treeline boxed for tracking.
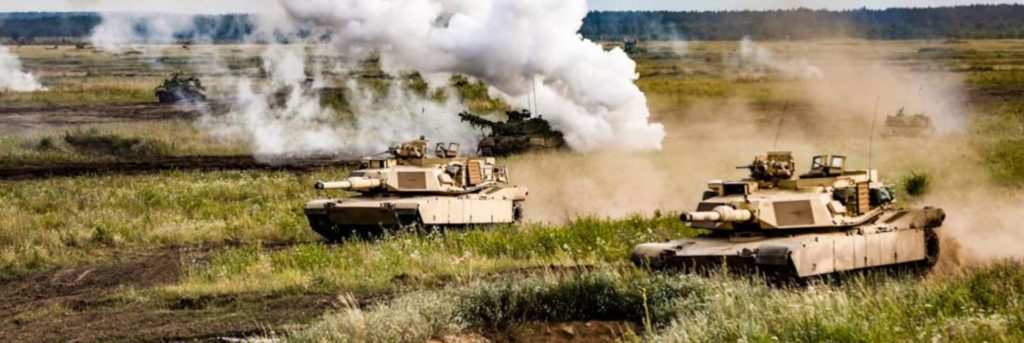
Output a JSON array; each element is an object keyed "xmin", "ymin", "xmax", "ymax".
[
  {"xmin": 3, "ymin": 4, "xmax": 1024, "ymax": 44},
  {"xmin": 0, "ymin": 12, "xmax": 253, "ymax": 44},
  {"xmin": 582, "ymin": 5, "xmax": 1024, "ymax": 40}
]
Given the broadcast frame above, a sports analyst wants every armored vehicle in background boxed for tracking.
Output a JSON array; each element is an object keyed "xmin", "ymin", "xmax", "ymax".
[
  {"xmin": 884, "ymin": 108, "xmax": 935, "ymax": 137},
  {"xmin": 632, "ymin": 152, "xmax": 945, "ymax": 280},
  {"xmin": 459, "ymin": 109, "xmax": 566, "ymax": 156},
  {"xmin": 304, "ymin": 137, "xmax": 528, "ymax": 241},
  {"xmin": 155, "ymin": 74, "xmax": 206, "ymax": 104},
  {"xmin": 623, "ymin": 37, "xmax": 639, "ymax": 54}
]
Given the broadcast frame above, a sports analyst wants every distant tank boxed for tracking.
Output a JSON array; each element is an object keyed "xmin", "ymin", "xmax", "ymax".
[
  {"xmin": 155, "ymin": 74, "xmax": 207, "ymax": 104},
  {"xmin": 459, "ymin": 109, "xmax": 566, "ymax": 156},
  {"xmin": 632, "ymin": 152, "xmax": 945, "ymax": 280},
  {"xmin": 623, "ymin": 37, "xmax": 639, "ymax": 54},
  {"xmin": 304, "ymin": 137, "xmax": 528, "ymax": 241},
  {"xmin": 884, "ymin": 108, "xmax": 935, "ymax": 137}
]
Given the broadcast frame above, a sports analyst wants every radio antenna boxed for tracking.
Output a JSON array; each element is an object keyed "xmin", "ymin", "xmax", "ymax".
[
  {"xmin": 772, "ymin": 101, "xmax": 790, "ymax": 150},
  {"xmin": 531, "ymin": 76, "xmax": 539, "ymax": 114},
  {"xmin": 868, "ymin": 95, "xmax": 881, "ymax": 182},
  {"xmin": 419, "ymin": 107, "xmax": 425, "ymax": 137}
]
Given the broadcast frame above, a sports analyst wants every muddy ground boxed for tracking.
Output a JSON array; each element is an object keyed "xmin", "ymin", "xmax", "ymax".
[
  {"xmin": 0, "ymin": 102, "xmax": 230, "ymax": 134},
  {"xmin": 0, "ymin": 246, "xmax": 342, "ymax": 343},
  {"xmin": 0, "ymin": 245, "xmax": 627, "ymax": 342}
]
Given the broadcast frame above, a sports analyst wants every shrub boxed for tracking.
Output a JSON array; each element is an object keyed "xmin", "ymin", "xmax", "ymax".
[
  {"xmin": 458, "ymin": 271, "xmax": 708, "ymax": 329},
  {"xmin": 62, "ymin": 128, "xmax": 171, "ymax": 157},
  {"xmin": 903, "ymin": 171, "xmax": 932, "ymax": 197},
  {"xmin": 35, "ymin": 137, "xmax": 58, "ymax": 151}
]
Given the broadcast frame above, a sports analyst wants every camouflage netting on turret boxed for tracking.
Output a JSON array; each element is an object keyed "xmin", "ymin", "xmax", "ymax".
[
  {"xmin": 155, "ymin": 74, "xmax": 207, "ymax": 104},
  {"xmin": 459, "ymin": 109, "xmax": 566, "ymax": 156}
]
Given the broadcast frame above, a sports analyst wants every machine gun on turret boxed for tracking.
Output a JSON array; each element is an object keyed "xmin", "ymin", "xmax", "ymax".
[
  {"xmin": 633, "ymin": 151, "xmax": 946, "ymax": 280},
  {"xmin": 304, "ymin": 137, "xmax": 529, "ymax": 240}
]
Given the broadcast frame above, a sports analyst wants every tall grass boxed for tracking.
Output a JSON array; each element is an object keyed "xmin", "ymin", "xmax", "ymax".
[
  {"xmin": 284, "ymin": 262, "xmax": 1024, "ymax": 343},
  {"xmin": 167, "ymin": 215, "xmax": 697, "ymax": 295},
  {"xmin": 0, "ymin": 121, "xmax": 252, "ymax": 166},
  {"xmin": 0, "ymin": 169, "xmax": 347, "ymax": 278},
  {"xmin": 285, "ymin": 268, "xmax": 707, "ymax": 342}
]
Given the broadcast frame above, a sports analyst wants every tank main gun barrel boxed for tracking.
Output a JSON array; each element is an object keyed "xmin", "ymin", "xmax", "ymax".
[
  {"xmin": 458, "ymin": 111, "xmax": 499, "ymax": 128},
  {"xmin": 314, "ymin": 177, "xmax": 383, "ymax": 191},
  {"xmin": 680, "ymin": 206, "xmax": 754, "ymax": 222}
]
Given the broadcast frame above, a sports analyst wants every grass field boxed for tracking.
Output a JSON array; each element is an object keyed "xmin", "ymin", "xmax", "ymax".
[{"xmin": 2, "ymin": 39, "xmax": 1024, "ymax": 342}]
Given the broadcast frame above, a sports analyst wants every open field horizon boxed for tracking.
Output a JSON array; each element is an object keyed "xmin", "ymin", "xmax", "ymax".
[{"xmin": 2, "ymin": 37, "xmax": 1024, "ymax": 342}]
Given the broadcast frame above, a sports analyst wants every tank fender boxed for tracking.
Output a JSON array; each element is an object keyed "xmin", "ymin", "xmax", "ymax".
[
  {"xmin": 393, "ymin": 202, "xmax": 420, "ymax": 216},
  {"xmin": 755, "ymin": 243, "xmax": 803, "ymax": 266},
  {"xmin": 486, "ymin": 187, "xmax": 529, "ymax": 201},
  {"xmin": 919, "ymin": 207, "xmax": 946, "ymax": 228},
  {"xmin": 631, "ymin": 242, "xmax": 683, "ymax": 268}
]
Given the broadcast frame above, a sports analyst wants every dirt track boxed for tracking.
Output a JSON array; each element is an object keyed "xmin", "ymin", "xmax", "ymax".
[
  {"xmin": 0, "ymin": 103, "xmax": 227, "ymax": 133},
  {"xmin": 0, "ymin": 155, "xmax": 360, "ymax": 180},
  {"xmin": 0, "ymin": 246, "xmax": 342, "ymax": 343}
]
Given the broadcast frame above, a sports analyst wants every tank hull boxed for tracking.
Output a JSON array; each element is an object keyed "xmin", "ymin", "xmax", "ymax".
[
  {"xmin": 156, "ymin": 89, "xmax": 206, "ymax": 104},
  {"xmin": 633, "ymin": 209, "xmax": 943, "ymax": 279},
  {"xmin": 478, "ymin": 135, "xmax": 566, "ymax": 156},
  {"xmin": 305, "ymin": 195, "xmax": 522, "ymax": 241}
]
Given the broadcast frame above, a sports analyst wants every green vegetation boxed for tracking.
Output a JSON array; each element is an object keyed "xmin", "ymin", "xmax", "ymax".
[
  {"xmin": 62, "ymin": 128, "xmax": 172, "ymax": 157},
  {"xmin": 8, "ymin": 6, "xmax": 1024, "ymax": 43},
  {"xmin": 982, "ymin": 139, "xmax": 1024, "ymax": 186},
  {"xmin": 0, "ymin": 169, "xmax": 341, "ymax": 277},
  {"xmin": 5, "ymin": 39, "xmax": 1024, "ymax": 341},
  {"xmin": 0, "ymin": 83, "xmax": 153, "ymax": 104},
  {"xmin": 903, "ymin": 171, "xmax": 933, "ymax": 197},
  {"xmin": 286, "ymin": 262, "xmax": 1024, "ymax": 342},
  {"xmin": 450, "ymin": 75, "xmax": 508, "ymax": 114},
  {"xmin": 168, "ymin": 215, "xmax": 694, "ymax": 295}
]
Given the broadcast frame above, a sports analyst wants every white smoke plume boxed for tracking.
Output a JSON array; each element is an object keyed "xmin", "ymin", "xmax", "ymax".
[
  {"xmin": 275, "ymin": 0, "xmax": 665, "ymax": 152},
  {"xmin": 199, "ymin": 45, "xmax": 478, "ymax": 159},
  {"xmin": 90, "ymin": 13, "xmax": 198, "ymax": 50},
  {"xmin": 0, "ymin": 46, "xmax": 46, "ymax": 92},
  {"xmin": 725, "ymin": 36, "xmax": 823, "ymax": 80}
]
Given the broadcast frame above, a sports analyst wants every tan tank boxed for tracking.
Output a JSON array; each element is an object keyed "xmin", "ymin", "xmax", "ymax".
[
  {"xmin": 633, "ymin": 152, "xmax": 945, "ymax": 279},
  {"xmin": 304, "ymin": 137, "xmax": 528, "ymax": 241}
]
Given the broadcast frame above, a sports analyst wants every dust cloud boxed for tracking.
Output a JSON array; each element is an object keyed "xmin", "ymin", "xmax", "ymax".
[
  {"xmin": 725, "ymin": 36, "xmax": 823, "ymax": 80},
  {"xmin": 512, "ymin": 40, "xmax": 1019, "ymax": 268}
]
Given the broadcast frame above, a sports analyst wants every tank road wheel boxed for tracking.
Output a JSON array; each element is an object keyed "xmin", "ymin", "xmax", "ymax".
[
  {"xmin": 308, "ymin": 220, "xmax": 354, "ymax": 243},
  {"xmin": 513, "ymin": 201, "xmax": 524, "ymax": 223},
  {"xmin": 757, "ymin": 263, "xmax": 803, "ymax": 287},
  {"xmin": 394, "ymin": 209, "xmax": 427, "ymax": 234}
]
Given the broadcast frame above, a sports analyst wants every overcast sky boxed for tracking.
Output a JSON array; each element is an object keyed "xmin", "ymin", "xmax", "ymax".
[{"xmin": 0, "ymin": 0, "xmax": 1020, "ymax": 14}]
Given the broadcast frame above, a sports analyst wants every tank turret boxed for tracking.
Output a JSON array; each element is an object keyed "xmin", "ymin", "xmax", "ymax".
[
  {"xmin": 304, "ymin": 137, "xmax": 528, "ymax": 241},
  {"xmin": 633, "ymin": 152, "xmax": 945, "ymax": 280}
]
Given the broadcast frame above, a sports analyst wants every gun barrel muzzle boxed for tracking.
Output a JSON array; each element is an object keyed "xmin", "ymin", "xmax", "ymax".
[{"xmin": 680, "ymin": 206, "xmax": 753, "ymax": 223}]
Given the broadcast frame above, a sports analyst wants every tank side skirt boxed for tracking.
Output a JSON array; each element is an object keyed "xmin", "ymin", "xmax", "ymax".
[{"xmin": 652, "ymin": 228, "xmax": 929, "ymax": 277}]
